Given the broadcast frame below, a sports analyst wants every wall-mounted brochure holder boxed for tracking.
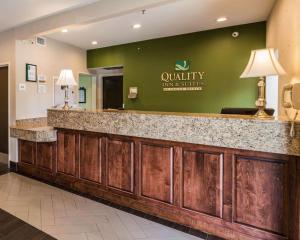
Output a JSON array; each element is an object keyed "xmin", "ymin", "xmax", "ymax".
[{"xmin": 128, "ymin": 87, "xmax": 138, "ymax": 99}]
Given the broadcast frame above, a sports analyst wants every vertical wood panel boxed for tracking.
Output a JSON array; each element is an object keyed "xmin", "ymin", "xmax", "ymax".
[
  {"xmin": 289, "ymin": 158, "xmax": 300, "ymax": 239},
  {"xmin": 36, "ymin": 142, "xmax": 56, "ymax": 172},
  {"xmin": 57, "ymin": 131, "xmax": 77, "ymax": 177},
  {"xmin": 106, "ymin": 138, "xmax": 134, "ymax": 193},
  {"xmin": 19, "ymin": 140, "xmax": 36, "ymax": 165},
  {"xmin": 79, "ymin": 134, "xmax": 102, "ymax": 184},
  {"xmin": 182, "ymin": 150, "xmax": 223, "ymax": 217},
  {"xmin": 141, "ymin": 143, "xmax": 174, "ymax": 204},
  {"xmin": 173, "ymin": 146, "xmax": 182, "ymax": 207},
  {"xmin": 234, "ymin": 156, "xmax": 288, "ymax": 235},
  {"xmin": 223, "ymin": 151, "xmax": 233, "ymax": 221}
]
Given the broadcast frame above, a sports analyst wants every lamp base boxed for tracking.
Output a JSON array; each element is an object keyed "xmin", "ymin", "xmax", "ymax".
[
  {"xmin": 62, "ymin": 86, "xmax": 71, "ymax": 110},
  {"xmin": 254, "ymin": 108, "xmax": 273, "ymax": 119},
  {"xmin": 253, "ymin": 77, "xmax": 274, "ymax": 120},
  {"xmin": 62, "ymin": 102, "xmax": 70, "ymax": 110}
]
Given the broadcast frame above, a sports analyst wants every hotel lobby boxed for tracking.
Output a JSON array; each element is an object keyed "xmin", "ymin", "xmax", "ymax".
[{"xmin": 0, "ymin": 0, "xmax": 300, "ymax": 239}]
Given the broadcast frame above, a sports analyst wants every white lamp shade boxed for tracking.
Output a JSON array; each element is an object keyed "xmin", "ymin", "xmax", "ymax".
[
  {"xmin": 56, "ymin": 69, "xmax": 77, "ymax": 86},
  {"xmin": 241, "ymin": 48, "xmax": 286, "ymax": 78}
]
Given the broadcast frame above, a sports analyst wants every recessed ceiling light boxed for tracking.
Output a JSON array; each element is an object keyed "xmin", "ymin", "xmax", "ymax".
[
  {"xmin": 61, "ymin": 29, "xmax": 68, "ymax": 33},
  {"xmin": 92, "ymin": 41, "xmax": 98, "ymax": 45},
  {"xmin": 133, "ymin": 24, "xmax": 142, "ymax": 29},
  {"xmin": 217, "ymin": 17, "xmax": 227, "ymax": 22}
]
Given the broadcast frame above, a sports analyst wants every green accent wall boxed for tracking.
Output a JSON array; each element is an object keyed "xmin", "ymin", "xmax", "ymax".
[
  {"xmin": 79, "ymin": 75, "xmax": 93, "ymax": 109},
  {"xmin": 87, "ymin": 22, "xmax": 266, "ymax": 113}
]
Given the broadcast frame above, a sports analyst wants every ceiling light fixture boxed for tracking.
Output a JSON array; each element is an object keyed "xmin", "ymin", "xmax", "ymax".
[
  {"xmin": 61, "ymin": 29, "xmax": 68, "ymax": 33},
  {"xmin": 217, "ymin": 17, "xmax": 227, "ymax": 22},
  {"xmin": 92, "ymin": 41, "xmax": 98, "ymax": 45},
  {"xmin": 133, "ymin": 24, "xmax": 142, "ymax": 29}
]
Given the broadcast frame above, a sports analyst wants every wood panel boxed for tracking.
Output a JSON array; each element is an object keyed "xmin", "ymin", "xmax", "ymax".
[
  {"xmin": 57, "ymin": 131, "xmax": 77, "ymax": 177},
  {"xmin": 36, "ymin": 142, "xmax": 56, "ymax": 172},
  {"xmin": 289, "ymin": 158, "xmax": 300, "ymax": 240},
  {"xmin": 106, "ymin": 137, "xmax": 134, "ymax": 193},
  {"xmin": 234, "ymin": 155, "xmax": 288, "ymax": 236},
  {"xmin": 141, "ymin": 142, "xmax": 174, "ymax": 204},
  {"xmin": 182, "ymin": 150, "xmax": 223, "ymax": 217},
  {"xmin": 222, "ymin": 151, "xmax": 233, "ymax": 222},
  {"xmin": 79, "ymin": 134, "xmax": 102, "ymax": 184},
  {"xmin": 17, "ymin": 131, "xmax": 299, "ymax": 240},
  {"xmin": 19, "ymin": 140, "xmax": 36, "ymax": 165}
]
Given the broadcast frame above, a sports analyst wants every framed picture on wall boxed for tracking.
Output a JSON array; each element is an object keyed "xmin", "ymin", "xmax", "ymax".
[
  {"xmin": 79, "ymin": 87, "xmax": 87, "ymax": 104},
  {"xmin": 26, "ymin": 64, "xmax": 37, "ymax": 82}
]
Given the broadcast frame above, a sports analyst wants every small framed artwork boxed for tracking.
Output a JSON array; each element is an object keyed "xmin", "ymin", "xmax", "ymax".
[
  {"xmin": 79, "ymin": 87, "xmax": 87, "ymax": 103},
  {"xmin": 26, "ymin": 64, "xmax": 37, "ymax": 82}
]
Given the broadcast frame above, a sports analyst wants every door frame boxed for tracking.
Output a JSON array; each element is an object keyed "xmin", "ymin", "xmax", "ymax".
[
  {"xmin": 0, "ymin": 62, "xmax": 10, "ymax": 165},
  {"xmin": 78, "ymin": 72, "xmax": 97, "ymax": 109},
  {"xmin": 102, "ymin": 75, "xmax": 124, "ymax": 110},
  {"xmin": 88, "ymin": 66, "xmax": 123, "ymax": 109}
]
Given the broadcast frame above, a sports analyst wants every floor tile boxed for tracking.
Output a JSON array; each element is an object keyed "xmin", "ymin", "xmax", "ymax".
[
  {"xmin": 55, "ymin": 233, "xmax": 88, "ymax": 240},
  {"xmin": 86, "ymin": 232, "xmax": 104, "ymax": 240},
  {"xmin": 0, "ymin": 173, "xmax": 205, "ymax": 240}
]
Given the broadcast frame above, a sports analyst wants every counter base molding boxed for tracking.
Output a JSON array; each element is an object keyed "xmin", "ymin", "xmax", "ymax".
[{"xmin": 17, "ymin": 129, "xmax": 300, "ymax": 240}]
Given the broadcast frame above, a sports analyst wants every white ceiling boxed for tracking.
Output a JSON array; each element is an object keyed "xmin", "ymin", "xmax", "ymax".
[
  {"xmin": 46, "ymin": 0, "xmax": 276, "ymax": 50},
  {"xmin": 0, "ymin": 0, "xmax": 99, "ymax": 33}
]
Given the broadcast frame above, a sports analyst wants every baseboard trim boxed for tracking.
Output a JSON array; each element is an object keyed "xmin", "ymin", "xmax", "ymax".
[{"xmin": 9, "ymin": 161, "xmax": 18, "ymax": 172}]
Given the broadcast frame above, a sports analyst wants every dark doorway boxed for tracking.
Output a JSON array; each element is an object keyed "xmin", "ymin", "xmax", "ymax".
[
  {"xmin": 103, "ymin": 76, "xmax": 123, "ymax": 109},
  {"xmin": 0, "ymin": 66, "xmax": 8, "ymax": 155}
]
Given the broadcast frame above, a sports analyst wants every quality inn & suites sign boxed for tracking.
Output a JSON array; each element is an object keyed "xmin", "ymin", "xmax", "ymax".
[{"xmin": 161, "ymin": 60, "xmax": 205, "ymax": 92}]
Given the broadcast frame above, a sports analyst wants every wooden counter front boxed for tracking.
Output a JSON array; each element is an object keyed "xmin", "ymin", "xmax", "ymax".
[{"xmin": 17, "ymin": 129, "xmax": 300, "ymax": 240}]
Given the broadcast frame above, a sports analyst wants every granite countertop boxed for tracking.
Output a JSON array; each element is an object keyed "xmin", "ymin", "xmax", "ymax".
[
  {"xmin": 56, "ymin": 108, "xmax": 297, "ymax": 122},
  {"xmin": 10, "ymin": 118, "xmax": 57, "ymax": 142},
  {"xmin": 48, "ymin": 108, "xmax": 300, "ymax": 156},
  {"xmin": 48, "ymin": 108, "xmax": 299, "ymax": 125}
]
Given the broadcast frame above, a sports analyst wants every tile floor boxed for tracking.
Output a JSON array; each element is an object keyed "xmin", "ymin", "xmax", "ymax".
[{"xmin": 0, "ymin": 173, "xmax": 203, "ymax": 240}]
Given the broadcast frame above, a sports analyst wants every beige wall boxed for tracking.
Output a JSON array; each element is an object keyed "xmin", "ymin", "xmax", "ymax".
[
  {"xmin": 0, "ymin": 35, "xmax": 86, "ymax": 163},
  {"xmin": 15, "ymin": 38, "xmax": 87, "ymax": 119},
  {"xmin": 267, "ymin": 0, "xmax": 300, "ymax": 116}
]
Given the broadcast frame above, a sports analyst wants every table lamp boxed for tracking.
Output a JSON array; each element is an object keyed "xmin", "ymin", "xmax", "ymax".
[
  {"xmin": 56, "ymin": 69, "xmax": 77, "ymax": 110},
  {"xmin": 241, "ymin": 48, "xmax": 286, "ymax": 119}
]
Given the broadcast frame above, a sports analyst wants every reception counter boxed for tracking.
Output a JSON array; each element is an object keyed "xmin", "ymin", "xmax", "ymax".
[
  {"xmin": 10, "ymin": 117, "xmax": 56, "ymax": 142},
  {"xmin": 12, "ymin": 109, "xmax": 300, "ymax": 240},
  {"xmin": 48, "ymin": 109, "xmax": 300, "ymax": 156}
]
